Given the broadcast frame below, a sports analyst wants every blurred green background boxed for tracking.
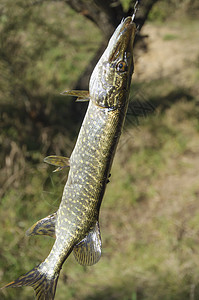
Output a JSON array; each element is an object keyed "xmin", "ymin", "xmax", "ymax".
[{"xmin": 0, "ymin": 0, "xmax": 199, "ymax": 299}]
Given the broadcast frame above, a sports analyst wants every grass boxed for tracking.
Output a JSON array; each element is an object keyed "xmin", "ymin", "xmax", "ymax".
[
  {"xmin": 2, "ymin": 82, "xmax": 199, "ymax": 300},
  {"xmin": 163, "ymin": 34, "xmax": 179, "ymax": 41},
  {"xmin": 1, "ymin": 2, "xmax": 199, "ymax": 300}
]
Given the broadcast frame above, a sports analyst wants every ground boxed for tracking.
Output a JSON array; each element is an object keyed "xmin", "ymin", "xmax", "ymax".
[{"xmin": 1, "ymin": 10, "xmax": 199, "ymax": 300}]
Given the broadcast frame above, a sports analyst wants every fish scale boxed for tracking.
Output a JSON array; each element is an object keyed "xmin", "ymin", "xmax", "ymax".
[
  {"xmin": 2, "ymin": 14, "xmax": 136, "ymax": 300},
  {"xmin": 57, "ymin": 103, "xmax": 123, "ymax": 238}
]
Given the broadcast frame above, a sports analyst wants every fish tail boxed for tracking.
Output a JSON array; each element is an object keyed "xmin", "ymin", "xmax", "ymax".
[{"xmin": 2, "ymin": 264, "xmax": 59, "ymax": 300}]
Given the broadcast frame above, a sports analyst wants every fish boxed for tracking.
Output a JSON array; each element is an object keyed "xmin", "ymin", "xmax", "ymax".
[{"xmin": 2, "ymin": 12, "xmax": 136, "ymax": 300}]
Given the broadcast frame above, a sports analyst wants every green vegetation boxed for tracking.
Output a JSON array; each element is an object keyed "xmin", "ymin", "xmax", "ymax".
[
  {"xmin": 163, "ymin": 34, "xmax": 179, "ymax": 41},
  {"xmin": 1, "ymin": 0, "xmax": 199, "ymax": 299},
  {"xmin": 148, "ymin": 0, "xmax": 199, "ymax": 22}
]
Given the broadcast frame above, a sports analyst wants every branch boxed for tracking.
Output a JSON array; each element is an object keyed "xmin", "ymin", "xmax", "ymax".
[
  {"xmin": 64, "ymin": 0, "xmax": 124, "ymax": 38},
  {"xmin": 133, "ymin": 0, "xmax": 159, "ymax": 30}
]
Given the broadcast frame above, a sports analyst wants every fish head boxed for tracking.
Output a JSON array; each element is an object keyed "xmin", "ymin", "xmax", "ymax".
[{"xmin": 89, "ymin": 17, "xmax": 136, "ymax": 110}]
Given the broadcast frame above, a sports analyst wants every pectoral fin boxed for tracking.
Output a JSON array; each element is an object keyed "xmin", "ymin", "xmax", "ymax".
[
  {"xmin": 44, "ymin": 155, "xmax": 70, "ymax": 172},
  {"xmin": 61, "ymin": 90, "xmax": 90, "ymax": 102},
  {"xmin": 26, "ymin": 213, "xmax": 57, "ymax": 238},
  {"xmin": 73, "ymin": 221, "xmax": 102, "ymax": 266}
]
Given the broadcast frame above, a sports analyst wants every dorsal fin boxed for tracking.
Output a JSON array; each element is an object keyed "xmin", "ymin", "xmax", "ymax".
[
  {"xmin": 73, "ymin": 221, "xmax": 102, "ymax": 266},
  {"xmin": 44, "ymin": 155, "xmax": 70, "ymax": 172},
  {"xmin": 26, "ymin": 213, "xmax": 57, "ymax": 238},
  {"xmin": 61, "ymin": 90, "xmax": 90, "ymax": 102}
]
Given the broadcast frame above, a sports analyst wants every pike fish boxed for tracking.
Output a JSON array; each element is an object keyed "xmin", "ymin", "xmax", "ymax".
[{"xmin": 2, "ymin": 13, "xmax": 136, "ymax": 300}]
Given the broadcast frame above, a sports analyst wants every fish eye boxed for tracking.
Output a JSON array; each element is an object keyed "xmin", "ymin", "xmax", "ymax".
[{"xmin": 116, "ymin": 61, "xmax": 127, "ymax": 72}]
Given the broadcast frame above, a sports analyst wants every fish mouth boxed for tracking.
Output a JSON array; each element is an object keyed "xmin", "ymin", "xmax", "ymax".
[{"xmin": 106, "ymin": 17, "xmax": 136, "ymax": 63}]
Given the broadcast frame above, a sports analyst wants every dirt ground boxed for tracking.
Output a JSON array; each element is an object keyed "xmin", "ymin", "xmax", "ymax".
[
  {"xmin": 128, "ymin": 18, "xmax": 199, "ymax": 225},
  {"xmin": 134, "ymin": 19, "xmax": 199, "ymax": 94}
]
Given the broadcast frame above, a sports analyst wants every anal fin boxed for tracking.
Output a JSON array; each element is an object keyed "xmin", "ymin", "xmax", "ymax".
[
  {"xmin": 73, "ymin": 221, "xmax": 102, "ymax": 266},
  {"xmin": 44, "ymin": 155, "xmax": 70, "ymax": 172},
  {"xmin": 26, "ymin": 213, "xmax": 56, "ymax": 238}
]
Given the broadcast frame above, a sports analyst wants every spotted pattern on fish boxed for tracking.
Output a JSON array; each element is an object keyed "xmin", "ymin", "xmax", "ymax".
[{"xmin": 2, "ymin": 15, "xmax": 136, "ymax": 300}]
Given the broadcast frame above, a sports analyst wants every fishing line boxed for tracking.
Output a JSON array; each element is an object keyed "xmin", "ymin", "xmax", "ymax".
[
  {"xmin": 132, "ymin": 0, "xmax": 139, "ymax": 21},
  {"xmin": 41, "ymin": 171, "xmax": 68, "ymax": 209}
]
